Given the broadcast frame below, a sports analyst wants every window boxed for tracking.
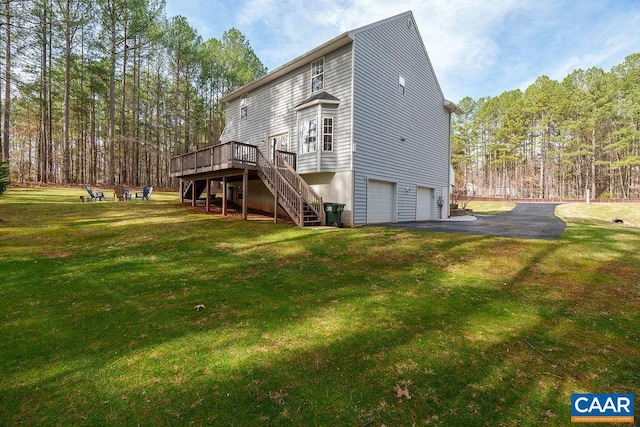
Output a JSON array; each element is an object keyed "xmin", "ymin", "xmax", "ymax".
[
  {"xmin": 240, "ymin": 95, "xmax": 248, "ymax": 119},
  {"xmin": 299, "ymin": 119, "xmax": 317, "ymax": 153},
  {"xmin": 311, "ymin": 58, "xmax": 324, "ymax": 92},
  {"xmin": 323, "ymin": 117, "xmax": 333, "ymax": 151},
  {"xmin": 399, "ymin": 75, "xmax": 406, "ymax": 95}
]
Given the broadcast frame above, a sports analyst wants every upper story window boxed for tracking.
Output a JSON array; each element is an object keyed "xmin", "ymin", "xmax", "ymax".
[
  {"xmin": 323, "ymin": 117, "xmax": 333, "ymax": 151},
  {"xmin": 240, "ymin": 95, "xmax": 248, "ymax": 119},
  {"xmin": 399, "ymin": 75, "xmax": 406, "ymax": 95},
  {"xmin": 311, "ymin": 58, "xmax": 324, "ymax": 92}
]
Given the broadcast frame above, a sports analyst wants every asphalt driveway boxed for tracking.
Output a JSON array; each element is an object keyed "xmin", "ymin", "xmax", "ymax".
[{"xmin": 386, "ymin": 203, "xmax": 566, "ymax": 240}]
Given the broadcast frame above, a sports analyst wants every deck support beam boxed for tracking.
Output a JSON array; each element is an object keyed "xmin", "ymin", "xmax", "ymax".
[
  {"xmin": 242, "ymin": 168, "xmax": 248, "ymax": 220},
  {"xmin": 222, "ymin": 177, "xmax": 228, "ymax": 216},
  {"xmin": 191, "ymin": 179, "xmax": 197, "ymax": 208},
  {"xmin": 179, "ymin": 180, "xmax": 184, "ymax": 203},
  {"xmin": 205, "ymin": 179, "xmax": 211, "ymax": 212},
  {"xmin": 274, "ymin": 193, "xmax": 278, "ymax": 223}
]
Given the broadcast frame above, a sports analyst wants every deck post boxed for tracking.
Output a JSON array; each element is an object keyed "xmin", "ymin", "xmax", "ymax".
[
  {"xmin": 179, "ymin": 180, "xmax": 184, "ymax": 203},
  {"xmin": 222, "ymin": 177, "xmax": 228, "ymax": 216},
  {"xmin": 274, "ymin": 193, "xmax": 278, "ymax": 223},
  {"xmin": 191, "ymin": 180, "xmax": 197, "ymax": 208},
  {"xmin": 298, "ymin": 194, "xmax": 303, "ymax": 227},
  {"xmin": 205, "ymin": 179, "xmax": 211, "ymax": 212},
  {"xmin": 242, "ymin": 167, "xmax": 248, "ymax": 220}
]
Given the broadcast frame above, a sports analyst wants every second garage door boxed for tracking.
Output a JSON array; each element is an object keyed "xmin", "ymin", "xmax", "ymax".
[{"xmin": 367, "ymin": 180, "xmax": 396, "ymax": 223}]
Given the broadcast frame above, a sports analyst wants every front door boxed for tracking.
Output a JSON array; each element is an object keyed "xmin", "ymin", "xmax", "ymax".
[{"xmin": 268, "ymin": 133, "xmax": 289, "ymax": 162}]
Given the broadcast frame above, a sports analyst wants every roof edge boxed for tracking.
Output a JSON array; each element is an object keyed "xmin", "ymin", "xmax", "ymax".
[
  {"xmin": 220, "ymin": 32, "xmax": 352, "ymax": 103},
  {"xmin": 347, "ymin": 10, "xmax": 412, "ymax": 36},
  {"xmin": 444, "ymin": 99, "xmax": 464, "ymax": 115}
]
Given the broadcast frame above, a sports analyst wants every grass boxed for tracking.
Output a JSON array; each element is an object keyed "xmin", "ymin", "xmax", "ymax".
[
  {"xmin": 1, "ymin": 188, "xmax": 639, "ymax": 426},
  {"xmin": 466, "ymin": 201, "xmax": 516, "ymax": 215}
]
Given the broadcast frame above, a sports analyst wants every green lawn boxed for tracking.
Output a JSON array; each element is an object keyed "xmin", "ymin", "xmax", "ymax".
[
  {"xmin": 466, "ymin": 200, "xmax": 516, "ymax": 215},
  {"xmin": 1, "ymin": 188, "xmax": 638, "ymax": 426}
]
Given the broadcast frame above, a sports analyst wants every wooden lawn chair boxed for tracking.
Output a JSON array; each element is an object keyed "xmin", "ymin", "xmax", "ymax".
[{"xmin": 113, "ymin": 185, "xmax": 131, "ymax": 201}]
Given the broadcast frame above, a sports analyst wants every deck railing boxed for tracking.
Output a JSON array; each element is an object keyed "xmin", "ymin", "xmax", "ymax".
[
  {"xmin": 170, "ymin": 141, "xmax": 258, "ymax": 177},
  {"xmin": 276, "ymin": 150, "xmax": 296, "ymax": 169}
]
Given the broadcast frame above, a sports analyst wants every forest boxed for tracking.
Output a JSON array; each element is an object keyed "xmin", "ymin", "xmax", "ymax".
[
  {"xmin": 452, "ymin": 53, "xmax": 640, "ymax": 200},
  {"xmin": 0, "ymin": 0, "xmax": 266, "ymax": 188},
  {"xmin": 1, "ymin": 2, "xmax": 639, "ymax": 198}
]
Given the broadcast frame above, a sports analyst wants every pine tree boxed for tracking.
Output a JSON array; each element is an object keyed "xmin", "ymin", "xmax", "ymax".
[{"xmin": 0, "ymin": 160, "xmax": 9, "ymax": 194}]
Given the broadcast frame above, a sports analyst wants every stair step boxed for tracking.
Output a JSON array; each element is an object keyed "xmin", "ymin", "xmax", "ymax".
[{"xmin": 257, "ymin": 150, "xmax": 325, "ymax": 228}]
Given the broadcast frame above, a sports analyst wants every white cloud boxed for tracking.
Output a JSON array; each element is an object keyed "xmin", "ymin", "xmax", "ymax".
[
  {"xmin": 233, "ymin": 0, "xmax": 555, "ymax": 98},
  {"xmin": 166, "ymin": 0, "xmax": 640, "ymax": 101}
]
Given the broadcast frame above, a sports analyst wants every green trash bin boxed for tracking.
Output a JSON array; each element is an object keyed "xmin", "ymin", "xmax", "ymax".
[{"xmin": 324, "ymin": 202, "xmax": 345, "ymax": 227}]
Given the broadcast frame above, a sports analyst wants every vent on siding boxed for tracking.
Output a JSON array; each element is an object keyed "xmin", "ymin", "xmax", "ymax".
[{"xmin": 407, "ymin": 18, "xmax": 414, "ymax": 30}]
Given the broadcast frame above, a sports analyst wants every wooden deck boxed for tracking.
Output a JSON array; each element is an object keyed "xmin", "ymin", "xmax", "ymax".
[
  {"xmin": 170, "ymin": 141, "xmax": 296, "ymax": 180},
  {"xmin": 170, "ymin": 141, "xmax": 324, "ymax": 227}
]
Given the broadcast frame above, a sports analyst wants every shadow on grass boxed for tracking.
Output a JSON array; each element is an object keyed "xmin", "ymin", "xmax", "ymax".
[{"xmin": 1, "ymin": 193, "xmax": 639, "ymax": 425}]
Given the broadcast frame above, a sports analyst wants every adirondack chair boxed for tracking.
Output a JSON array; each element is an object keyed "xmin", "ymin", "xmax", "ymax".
[
  {"xmin": 113, "ymin": 185, "xmax": 131, "ymax": 201},
  {"xmin": 85, "ymin": 186, "xmax": 106, "ymax": 201},
  {"xmin": 135, "ymin": 185, "xmax": 152, "ymax": 200}
]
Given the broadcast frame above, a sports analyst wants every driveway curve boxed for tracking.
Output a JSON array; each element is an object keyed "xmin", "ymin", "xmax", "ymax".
[{"xmin": 386, "ymin": 203, "xmax": 566, "ymax": 240}]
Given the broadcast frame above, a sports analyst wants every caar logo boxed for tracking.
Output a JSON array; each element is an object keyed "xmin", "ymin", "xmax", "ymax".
[{"xmin": 571, "ymin": 393, "xmax": 634, "ymax": 423}]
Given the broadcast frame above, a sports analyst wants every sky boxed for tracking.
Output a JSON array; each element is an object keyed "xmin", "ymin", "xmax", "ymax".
[{"xmin": 165, "ymin": 0, "xmax": 640, "ymax": 102}]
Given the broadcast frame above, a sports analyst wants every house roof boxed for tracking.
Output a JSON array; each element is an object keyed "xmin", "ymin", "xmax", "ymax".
[
  {"xmin": 444, "ymin": 99, "xmax": 464, "ymax": 115},
  {"xmin": 220, "ymin": 11, "xmax": 417, "ymax": 104},
  {"xmin": 221, "ymin": 11, "xmax": 454, "ymax": 111},
  {"xmin": 219, "ymin": 33, "xmax": 352, "ymax": 103},
  {"xmin": 295, "ymin": 91, "xmax": 341, "ymax": 110}
]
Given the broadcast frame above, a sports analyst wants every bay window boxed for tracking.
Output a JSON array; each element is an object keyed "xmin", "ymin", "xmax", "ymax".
[{"xmin": 300, "ymin": 119, "xmax": 317, "ymax": 153}]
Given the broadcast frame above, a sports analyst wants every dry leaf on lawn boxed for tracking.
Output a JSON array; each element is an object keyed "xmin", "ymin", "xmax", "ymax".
[{"xmin": 393, "ymin": 385, "xmax": 411, "ymax": 400}]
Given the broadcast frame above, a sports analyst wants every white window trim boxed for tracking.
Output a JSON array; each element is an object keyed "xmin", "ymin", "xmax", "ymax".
[
  {"xmin": 311, "ymin": 57, "xmax": 324, "ymax": 93},
  {"xmin": 299, "ymin": 118, "xmax": 318, "ymax": 154},
  {"xmin": 240, "ymin": 95, "xmax": 248, "ymax": 119},
  {"xmin": 399, "ymin": 75, "xmax": 406, "ymax": 95},
  {"xmin": 322, "ymin": 117, "xmax": 334, "ymax": 152}
]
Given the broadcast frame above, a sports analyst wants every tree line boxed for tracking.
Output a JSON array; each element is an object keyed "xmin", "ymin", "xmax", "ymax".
[
  {"xmin": 0, "ymin": 0, "xmax": 266, "ymax": 188},
  {"xmin": 452, "ymin": 53, "xmax": 640, "ymax": 200}
]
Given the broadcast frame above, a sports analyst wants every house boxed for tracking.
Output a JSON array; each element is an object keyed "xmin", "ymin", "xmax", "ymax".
[{"xmin": 170, "ymin": 11, "xmax": 461, "ymax": 227}]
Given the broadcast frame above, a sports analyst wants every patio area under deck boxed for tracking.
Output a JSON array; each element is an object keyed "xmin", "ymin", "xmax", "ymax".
[{"xmin": 178, "ymin": 168, "xmax": 258, "ymax": 221}]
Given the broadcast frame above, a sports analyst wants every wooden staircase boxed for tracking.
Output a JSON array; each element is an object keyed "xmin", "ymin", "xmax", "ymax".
[{"xmin": 256, "ymin": 150, "xmax": 324, "ymax": 227}]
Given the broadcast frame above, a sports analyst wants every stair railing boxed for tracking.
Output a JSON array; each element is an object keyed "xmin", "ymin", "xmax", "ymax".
[
  {"xmin": 275, "ymin": 151, "xmax": 324, "ymax": 225},
  {"xmin": 255, "ymin": 149, "xmax": 304, "ymax": 226}
]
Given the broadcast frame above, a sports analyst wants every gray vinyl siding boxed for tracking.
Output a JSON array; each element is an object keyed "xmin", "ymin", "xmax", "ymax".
[
  {"xmin": 222, "ymin": 44, "xmax": 353, "ymax": 174},
  {"xmin": 351, "ymin": 13, "xmax": 450, "ymax": 225},
  {"xmin": 222, "ymin": 69, "xmax": 304, "ymax": 148},
  {"xmin": 219, "ymin": 12, "xmax": 451, "ymax": 227},
  {"xmin": 326, "ymin": 46, "xmax": 353, "ymax": 172}
]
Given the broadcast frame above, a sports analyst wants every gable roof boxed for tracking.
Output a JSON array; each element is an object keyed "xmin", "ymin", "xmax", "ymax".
[
  {"xmin": 221, "ymin": 11, "xmax": 417, "ymax": 104},
  {"xmin": 220, "ymin": 33, "xmax": 352, "ymax": 103},
  {"xmin": 221, "ymin": 11, "xmax": 451, "ymax": 107}
]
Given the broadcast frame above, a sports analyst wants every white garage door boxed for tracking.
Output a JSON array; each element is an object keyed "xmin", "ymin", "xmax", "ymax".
[
  {"xmin": 416, "ymin": 187, "xmax": 434, "ymax": 221},
  {"xmin": 367, "ymin": 180, "xmax": 395, "ymax": 223}
]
